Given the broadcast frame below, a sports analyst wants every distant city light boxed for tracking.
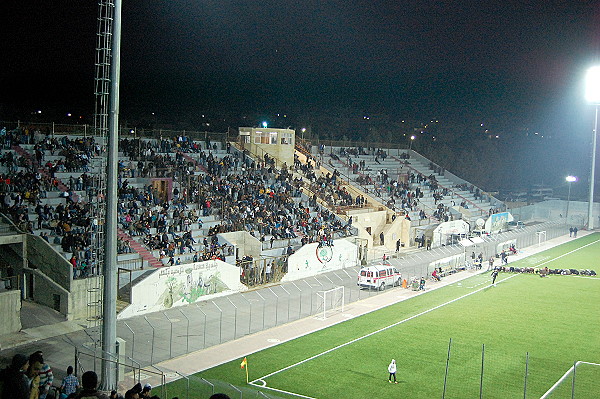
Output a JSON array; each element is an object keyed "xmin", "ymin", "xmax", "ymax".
[
  {"xmin": 67, "ymin": 113, "xmax": 72, "ymax": 117},
  {"xmin": 566, "ymin": 176, "xmax": 578, "ymax": 183},
  {"xmin": 585, "ymin": 66, "xmax": 600, "ymax": 103},
  {"xmin": 262, "ymin": 121, "xmax": 268, "ymax": 128},
  {"xmin": 410, "ymin": 135, "xmax": 415, "ymax": 140},
  {"xmin": 37, "ymin": 110, "xmax": 42, "ymax": 114}
]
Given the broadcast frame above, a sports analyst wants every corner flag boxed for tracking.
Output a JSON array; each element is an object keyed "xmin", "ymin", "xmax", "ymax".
[{"xmin": 240, "ymin": 357, "xmax": 248, "ymax": 383}]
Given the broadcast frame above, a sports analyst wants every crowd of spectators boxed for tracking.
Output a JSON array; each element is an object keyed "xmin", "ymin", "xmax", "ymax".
[{"xmin": 0, "ymin": 349, "xmax": 234, "ymax": 399}]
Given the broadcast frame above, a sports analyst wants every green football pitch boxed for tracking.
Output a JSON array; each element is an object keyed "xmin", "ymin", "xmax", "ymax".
[{"xmin": 165, "ymin": 233, "xmax": 600, "ymax": 399}]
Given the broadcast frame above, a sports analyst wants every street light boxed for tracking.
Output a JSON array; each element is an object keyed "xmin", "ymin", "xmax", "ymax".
[
  {"xmin": 565, "ymin": 175, "xmax": 578, "ymax": 223},
  {"xmin": 409, "ymin": 135, "xmax": 416, "ymax": 151},
  {"xmin": 585, "ymin": 66, "xmax": 600, "ymax": 229}
]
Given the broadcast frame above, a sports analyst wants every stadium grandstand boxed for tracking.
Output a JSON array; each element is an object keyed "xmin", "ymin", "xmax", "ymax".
[{"xmin": 0, "ymin": 122, "xmax": 593, "ymax": 398}]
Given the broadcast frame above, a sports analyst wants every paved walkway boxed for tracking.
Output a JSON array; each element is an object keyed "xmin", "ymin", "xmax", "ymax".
[{"xmin": 129, "ymin": 231, "xmax": 589, "ymax": 391}]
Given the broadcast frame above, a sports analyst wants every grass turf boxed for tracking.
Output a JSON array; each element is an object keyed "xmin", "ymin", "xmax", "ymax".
[{"xmin": 164, "ymin": 233, "xmax": 600, "ymax": 398}]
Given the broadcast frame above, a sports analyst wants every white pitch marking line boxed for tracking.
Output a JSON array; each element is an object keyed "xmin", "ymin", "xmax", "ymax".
[
  {"xmin": 250, "ymin": 238, "xmax": 600, "ymax": 392},
  {"xmin": 250, "ymin": 273, "xmax": 519, "ymax": 386}
]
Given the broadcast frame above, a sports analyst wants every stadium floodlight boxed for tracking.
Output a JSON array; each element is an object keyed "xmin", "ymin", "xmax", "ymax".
[
  {"xmin": 409, "ymin": 135, "xmax": 416, "ymax": 151},
  {"xmin": 566, "ymin": 175, "xmax": 578, "ymax": 223},
  {"xmin": 585, "ymin": 67, "xmax": 600, "ymax": 229}
]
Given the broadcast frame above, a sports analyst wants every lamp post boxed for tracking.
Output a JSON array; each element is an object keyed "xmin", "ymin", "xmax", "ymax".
[
  {"xmin": 565, "ymin": 175, "xmax": 577, "ymax": 223},
  {"xmin": 585, "ymin": 66, "xmax": 600, "ymax": 229},
  {"xmin": 409, "ymin": 135, "xmax": 416, "ymax": 152}
]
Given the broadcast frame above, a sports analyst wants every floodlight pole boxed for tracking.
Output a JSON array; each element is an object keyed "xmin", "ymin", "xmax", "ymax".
[
  {"xmin": 101, "ymin": 0, "xmax": 122, "ymax": 390},
  {"xmin": 566, "ymin": 181, "xmax": 572, "ymax": 224},
  {"xmin": 589, "ymin": 105, "xmax": 598, "ymax": 230}
]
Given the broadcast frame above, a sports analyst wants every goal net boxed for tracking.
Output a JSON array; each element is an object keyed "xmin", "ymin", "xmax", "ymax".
[
  {"xmin": 315, "ymin": 286, "xmax": 345, "ymax": 320},
  {"xmin": 540, "ymin": 361, "xmax": 600, "ymax": 398}
]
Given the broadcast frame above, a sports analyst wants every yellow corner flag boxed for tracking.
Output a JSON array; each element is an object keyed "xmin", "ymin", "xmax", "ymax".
[{"xmin": 240, "ymin": 357, "xmax": 249, "ymax": 383}]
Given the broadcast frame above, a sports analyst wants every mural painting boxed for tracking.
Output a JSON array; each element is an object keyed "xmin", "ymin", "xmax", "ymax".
[{"xmin": 157, "ymin": 262, "xmax": 230, "ymax": 309}]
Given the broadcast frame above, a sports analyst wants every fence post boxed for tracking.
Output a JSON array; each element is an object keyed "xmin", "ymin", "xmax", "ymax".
[
  {"xmin": 256, "ymin": 291, "xmax": 266, "ymax": 330},
  {"xmin": 124, "ymin": 321, "xmax": 135, "ymax": 361},
  {"xmin": 280, "ymin": 285, "xmax": 291, "ymax": 323},
  {"xmin": 480, "ymin": 344, "xmax": 485, "ymax": 399},
  {"xmin": 523, "ymin": 352, "xmax": 529, "ymax": 399},
  {"xmin": 269, "ymin": 287, "xmax": 279, "ymax": 326},
  {"xmin": 442, "ymin": 338, "xmax": 452, "ymax": 399},
  {"xmin": 292, "ymin": 282, "xmax": 302, "ymax": 318},
  {"xmin": 241, "ymin": 294, "xmax": 252, "ymax": 335},
  {"xmin": 195, "ymin": 304, "xmax": 207, "ymax": 349},
  {"xmin": 212, "ymin": 301, "xmax": 223, "ymax": 343},
  {"xmin": 74, "ymin": 347, "xmax": 79, "ymax": 377},
  {"xmin": 202, "ymin": 378, "xmax": 214, "ymax": 396},
  {"xmin": 179, "ymin": 308, "xmax": 190, "ymax": 354},
  {"xmin": 571, "ymin": 360, "xmax": 577, "ymax": 399},
  {"xmin": 164, "ymin": 312, "xmax": 174, "ymax": 358},
  {"xmin": 144, "ymin": 316, "xmax": 155, "ymax": 365},
  {"xmin": 229, "ymin": 383, "xmax": 242, "ymax": 399},
  {"xmin": 175, "ymin": 371, "xmax": 189, "ymax": 399},
  {"xmin": 227, "ymin": 297, "xmax": 238, "ymax": 340}
]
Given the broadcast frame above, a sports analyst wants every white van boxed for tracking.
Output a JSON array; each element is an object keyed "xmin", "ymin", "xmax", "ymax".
[{"xmin": 357, "ymin": 265, "xmax": 402, "ymax": 290}]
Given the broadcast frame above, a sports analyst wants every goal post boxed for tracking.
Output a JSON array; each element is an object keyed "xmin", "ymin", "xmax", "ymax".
[
  {"xmin": 536, "ymin": 230, "xmax": 547, "ymax": 246},
  {"xmin": 315, "ymin": 286, "xmax": 345, "ymax": 320},
  {"xmin": 540, "ymin": 361, "xmax": 600, "ymax": 399}
]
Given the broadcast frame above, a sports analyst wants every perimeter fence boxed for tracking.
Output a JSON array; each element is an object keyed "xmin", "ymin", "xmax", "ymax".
[
  {"xmin": 73, "ymin": 221, "xmax": 568, "ymax": 374},
  {"xmin": 440, "ymin": 339, "xmax": 599, "ymax": 399}
]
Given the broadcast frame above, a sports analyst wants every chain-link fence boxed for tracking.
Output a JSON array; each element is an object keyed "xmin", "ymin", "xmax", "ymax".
[
  {"xmin": 78, "ymin": 220, "xmax": 566, "ymax": 376},
  {"xmin": 440, "ymin": 339, "xmax": 600, "ymax": 399}
]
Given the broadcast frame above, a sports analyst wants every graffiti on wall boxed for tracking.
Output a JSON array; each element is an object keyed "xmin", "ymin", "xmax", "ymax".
[{"xmin": 157, "ymin": 262, "xmax": 230, "ymax": 308}]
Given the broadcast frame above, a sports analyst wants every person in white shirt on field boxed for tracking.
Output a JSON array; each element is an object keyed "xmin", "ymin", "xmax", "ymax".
[{"xmin": 388, "ymin": 359, "xmax": 398, "ymax": 384}]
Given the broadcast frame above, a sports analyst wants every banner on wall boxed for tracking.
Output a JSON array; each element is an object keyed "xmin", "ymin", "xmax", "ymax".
[
  {"xmin": 485, "ymin": 212, "xmax": 513, "ymax": 233},
  {"xmin": 118, "ymin": 260, "xmax": 245, "ymax": 319},
  {"xmin": 283, "ymin": 239, "xmax": 358, "ymax": 282}
]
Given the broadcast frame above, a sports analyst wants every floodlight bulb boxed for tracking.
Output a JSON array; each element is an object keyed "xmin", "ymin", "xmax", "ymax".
[
  {"xmin": 585, "ymin": 66, "xmax": 600, "ymax": 104},
  {"xmin": 566, "ymin": 176, "xmax": 578, "ymax": 182},
  {"xmin": 262, "ymin": 121, "xmax": 268, "ymax": 128}
]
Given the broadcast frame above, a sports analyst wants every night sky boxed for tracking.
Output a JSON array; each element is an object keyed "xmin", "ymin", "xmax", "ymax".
[{"xmin": 2, "ymin": 1, "xmax": 600, "ymax": 192}]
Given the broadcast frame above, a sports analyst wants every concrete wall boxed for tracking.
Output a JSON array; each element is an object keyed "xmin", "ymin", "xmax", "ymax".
[
  {"xmin": 69, "ymin": 276, "xmax": 103, "ymax": 321},
  {"xmin": 27, "ymin": 269, "xmax": 70, "ymax": 318},
  {"xmin": 351, "ymin": 210, "xmax": 387, "ymax": 245},
  {"xmin": 0, "ymin": 290, "xmax": 21, "ymax": 335},
  {"xmin": 118, "ymin": 259, "xmax": 245, "ymax": 319},
  {"xmin": 27, "ymin": 234, "xmax": 71, "ymax": 290},
  {"xmin": 382, "ymin": 216, "xmax": 410, "ymax": 250}
]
